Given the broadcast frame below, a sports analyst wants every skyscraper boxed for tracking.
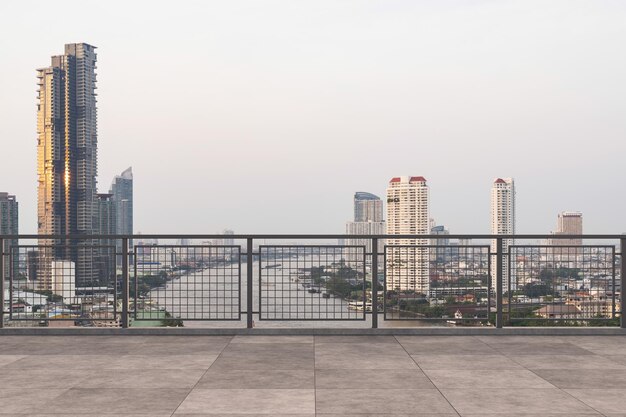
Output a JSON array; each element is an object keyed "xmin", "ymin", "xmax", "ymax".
[
  {"xmin": 354, "ymin": 192, "xmax": 383, "ymax": 222},
  {"xmin": 386, "ymin": 176, "xmax": 430, "ymax": 294},
  {"xmin": 0, "ymin": 193, "xmax": 19, "ymax": 280},
  {"xmin": 345, "ymin": 192, "xmax": 385, "ymax": 265},
  {"xmin": 110, "ymin": 167, "xmax": 133, "ymax": 264},
  {"xmin": 549, "ymin": 211, "xmax": 583, "ymax": 259},
  {"xmin": 490, "ymin": 178, "xmax": 515, "ymax": 293},
  {"xmin": 555, "ymin": 211, "xmax": 583, "ymax": 244},
  {"xmin": 37, "ymin": 43, "xmax": 98, "ymax": 288}
]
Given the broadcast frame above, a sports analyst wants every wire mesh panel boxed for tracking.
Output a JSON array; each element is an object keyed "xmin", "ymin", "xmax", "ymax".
[
  {"xmin": 507, "ymin": 246, "xmax": 617, "ymax": 324},
  {"xmin": 384, "ymin": 245, "xmax": 491, "ymax": 322},
  {"xmin": 133, "ymin": 245, "xmax": 241, "ymax": 322},
  {"xmin": 7, "ymin": 244, "xmax": 117, "ymax": 325},
  {"xmin": 259, "ymin": 246, "xmax": 366, "ymax": 320}
]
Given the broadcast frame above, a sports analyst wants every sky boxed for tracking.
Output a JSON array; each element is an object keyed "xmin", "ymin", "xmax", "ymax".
[{"xmin": 0, "ymin": 0, "xmax": 625, "ymax": 235}]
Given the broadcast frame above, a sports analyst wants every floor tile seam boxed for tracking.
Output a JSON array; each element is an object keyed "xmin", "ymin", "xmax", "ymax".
[
  {"xmin": 505, "ymin": 355, "xmax": 608, "ymax": 417},
  {"xmin": 168, "ymin": 335, "xmax": 234, "ymax": 417},
  {"xmin": 393, "ymin": 335, "xmax": 461, "ymax": 417}
]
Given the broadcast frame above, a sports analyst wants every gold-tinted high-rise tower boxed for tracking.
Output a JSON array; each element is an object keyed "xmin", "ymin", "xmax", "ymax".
[{"xmin": 37, "ymin": 43, "xmax": 99, "ymax": 288}]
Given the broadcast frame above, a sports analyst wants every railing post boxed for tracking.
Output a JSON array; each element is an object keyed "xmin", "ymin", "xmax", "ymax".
[
  {"xmin": 496, "ymin": 237, "xmax": 503, "ymax": 329},
  {"xmin": 0, "ymin": 237, "xmax": 4, "ymax": 329},
  {"xmin": 121, "ymin": 237, "xmax": 129, "ymax": 329},
  {"xmin": 613, "ymin": 237, "xmax": 626, "ymax": 329},
  {"xmin": 247, "ymin": 238, "xmax": 254, "ymax": 329},
  {"xmin": 371, "ymin": 238, "xmax": 378, "ymax": 329}
]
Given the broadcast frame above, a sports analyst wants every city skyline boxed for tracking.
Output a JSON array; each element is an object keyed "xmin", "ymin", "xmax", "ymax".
[{"xmin": 0, "ymin": 1, "xmax": 624, "ymax": 235}]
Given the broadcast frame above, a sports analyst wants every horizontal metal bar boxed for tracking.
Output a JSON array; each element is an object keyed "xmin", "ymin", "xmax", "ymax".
[{"xmin": 2, "ymin": 234, "xmax": 624, "ymax": 240}]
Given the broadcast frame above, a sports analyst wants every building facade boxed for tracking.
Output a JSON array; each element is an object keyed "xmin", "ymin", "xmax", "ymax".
[
  {"xmin": 345, "ymin": 192, "xmax": 385, "ymax": 266},
  {"xmin": 385, "ymin": 176, "xmax": 430, "ymax": 294},
  {"xmin": 354, "ymin": 192, "xmax": 383, "ymax": 223},
  {"xmin": 110, "ymin": 167, "xmax": 133, "ymax": 265},
  {"xmin": 0, "ymin": 193, "xmax": 19, "ymax": 280},
  {"xmin": 551, "ymin": 211, "xmax": 583, "ymax": 245},
  {"xmin": 37, "ymin": 43, "xmax": 99, "ymax": 289},
  {"xmin": 490, "ymin": 178, "xmax": 516, "ymax": 293}
]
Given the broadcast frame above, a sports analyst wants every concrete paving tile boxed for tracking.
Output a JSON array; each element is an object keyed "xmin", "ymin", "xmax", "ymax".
[
  {"xmin": 197, "ymin": 369, "xmax": 314, "ymax": 389},
  {"xmin": 176, "ymin": 389, "xmax": 315, "ymax": 414},
  {"xmin": 396, "ymin": 336, "xmax": 497, "ymax": 355},
  {"xmin": 475, "ymin": 336, "xmax": 581, "ymax": 344},
  {"xmin": 133, "ymin": 336, "xmax": 233, "ymax": 344},
  {"xmin": 126, "ymin": 341, "xmax": 227, "ymax": 355},
  {"xmin": 424, "ymin": 369, "xmax": 554, "ymax": 388},
  {"xmin": 561, "ymin": 336, "xmax": 626, "ymax": 355},
  {"xmin": 175, "ymin": 415, "xmax": 315, "ymax": 417},
  {"xmin": 211, "ymin": 343, "xmax": 314, "ymax": 370},
  {"xmin": 114, "ymin": 354, "xmax": 219, "ymax": 369},
  {"xmin": 534, "ymin": 369, "xmax": 626, "ymax": 388},
  {"xmin": 3, "ymin": 355, "xmax": 123, "ymax": 369},
  {"xmin": 28, "ymin": 415, "xmax": 172, "ymax": 417},
  {"xmin": 441, "ymin": 388, "xmax": 598, "ymax": 415},
  {"xmin": 411, "ymin": 354, "xmax": 523, "ymax": 370},
  {"xmin": 79, "ymin": 368, "xmax": 205, "ymax": 388},
  {"xmin": 565, "ymin": 389, "xmax": 626, "ymax": 415},
  {"xmin": 315, "ymin": 335, "xmax": 398, "ymax": 343},
  {"xmin": 316, "ymin": 388, "xmax": 456, "ymax": 414},
  {"xmin": 315, "ymin": 368, "xmax": 435, "ymax": 389},
  {"xmin": 7, "ymin": 341, "xmax": 136, "ymax": 355},
  {"xmin": 313, "ymin": 415, "xmax": 458, "ymax": 417},
  {"xmin": 481, "ymin": 341, "xmax": 594, "ymax": 356},
  {"xmin": 462, "ymin": 414, "xmax": 600, "ymax": 416},
  {"xmin": 0, "ymin": 368, "xmax": 91, "ymax": 388},
  {"xmin": 315, "ymin": 342, "xmax": 417, "ymax": 369},
  {"xmin": 46, "ymin": 388, "xmax": 189, "ymax": 414},
  {"xmin": 510, "ymin": 354, "xmax": 626, "ymax": 369},
  {"xmin": 231, "ymin": 335, "xmax": 313, "ymax": 343},
  {"xmin": 0, "ymin": 389, "xmax": 68, "ymax": 414},
  {"xmin": 0, "ymin": 355, "xmax": 25, "ymax": 367}
]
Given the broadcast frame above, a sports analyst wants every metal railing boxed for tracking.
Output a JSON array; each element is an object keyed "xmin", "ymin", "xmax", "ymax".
[{"xmin": 0, "ymin": 234, "xmax": 623, "ymax": 329}]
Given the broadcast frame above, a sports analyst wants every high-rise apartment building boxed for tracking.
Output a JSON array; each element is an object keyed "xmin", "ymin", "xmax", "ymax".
[
  {"xmin": 0, "ymin": 193, "xmax": 19, "ymax": 280},
  {"xmin": 354, "ymin": 192, "xmax": 383, "ymax": 222},
  {"xmin": 345, "ymin": 192, "xmax": 385, "ymax": 265},
  {"xmin": 490, "ymin": 178, "xmax": 515, "ymax": 292},
  {"xmin": 37, "ymin": 43, "xmax": 99, "ymax": 288},
  {"xmin": 110, "ymin": 167, "xmax": 133, "ymax": 264},
  {"xmin": 386, "ymin": 176, "xmax": 430, "ymax": 294}
]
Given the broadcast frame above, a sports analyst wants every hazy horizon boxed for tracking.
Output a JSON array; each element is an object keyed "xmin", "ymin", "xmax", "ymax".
[{"xmin": 1, "ymin": 0, "xmax": 625, "ymax": 235}]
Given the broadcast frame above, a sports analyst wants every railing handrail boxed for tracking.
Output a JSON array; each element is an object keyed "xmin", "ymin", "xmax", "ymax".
[{"xmin": 1, "ymin": 233, "xmax": 624, "ymax": 240}]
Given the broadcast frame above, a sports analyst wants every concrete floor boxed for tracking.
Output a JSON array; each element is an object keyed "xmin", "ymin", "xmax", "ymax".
[{"xmin": 1, "ymin": 335, "xmax": 626, "ymax": 416}]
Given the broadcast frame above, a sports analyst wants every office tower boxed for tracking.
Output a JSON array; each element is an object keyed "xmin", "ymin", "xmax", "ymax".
[
  {"xmin": 95, "ymin": 193, "xmax": 116, "ymax": 283},
  {"xmin": 490, "ymin": 178, "xmax": 516, "ymax": 293},
  {"xmin": 554, "ymin": 211, "xmax": 583, "ymax": 245},
  {"xmin": 549, "ymin": 211, "xmax": 583, "ymax": 260},
  {"xmin": 37, "ymin": 43, "xmax": 99, "ymax": 289},
  {"xmin": 110, "ymin": 167, "xmax": 133, "ymax": 264},
  {"xmin": 345, "ymin": 192, "xmax": 385, "ymax": 266},
  {"xmin": 430, "ymin": 224, "xmax": 450, "ymax": 262},
  {"xmin": 0, "ymin": 193, "xmax": 19, "ymax": 280},
  {"xmin": 354, "ymin": 192, "xmax": 383, "ymax": 222},
  {"xmin": 222, "ymin": 230, "xmax": 235, "ymax": 246},
  {"xmin": 386, "ymin": 176, "xmax": 430, "ymax": 294}
]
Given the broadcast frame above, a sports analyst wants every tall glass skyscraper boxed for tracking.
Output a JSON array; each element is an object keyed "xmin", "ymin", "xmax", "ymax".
[
  {"xmin": 110, "ymin": 167, "xmax": 133, "ymax": 265},
  {"xmin": 37, "ymin": 43, "xmax": 99, "ymax": 288},
  {"xmin": 0, "ymin": 192, "xmax": 18, "ymax": 280}
]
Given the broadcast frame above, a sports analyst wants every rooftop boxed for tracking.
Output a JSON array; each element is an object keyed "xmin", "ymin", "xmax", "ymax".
[{"xmin": 1, "ymin": 334, "xmax": 625, "ymax": 415}]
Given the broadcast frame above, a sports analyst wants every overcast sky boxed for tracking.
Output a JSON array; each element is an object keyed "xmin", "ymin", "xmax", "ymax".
[{"xmin": 1, "ymin": 0, "xmax": 625, "ymax": 235}]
